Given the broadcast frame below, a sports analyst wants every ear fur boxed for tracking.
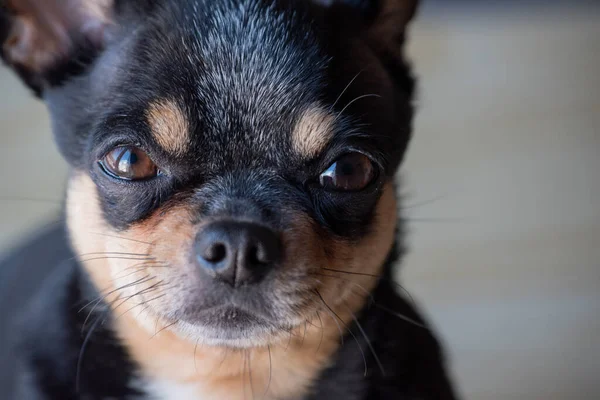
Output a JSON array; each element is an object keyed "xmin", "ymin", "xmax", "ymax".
[
  {"xmin": 366, "ymin": 0, "xmax": 418, "ymax": 50},
  {"xmin": 0, "ymin": 0, "xmax": 113, "ymax": 95},
  {"xmin": 317, "ymin": 0, "xmax": 418, "ymax": 52}
]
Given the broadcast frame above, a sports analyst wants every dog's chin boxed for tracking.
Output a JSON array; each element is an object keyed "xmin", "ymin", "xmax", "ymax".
[{"xmin": 170, "ymin": 306, "xmax": 293, "ymax": 348}]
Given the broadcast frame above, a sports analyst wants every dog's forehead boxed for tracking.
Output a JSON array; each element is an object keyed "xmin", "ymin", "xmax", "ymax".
[{"xmin": 114, "ymin": 0, "xmax": 335, "ymax": 167}]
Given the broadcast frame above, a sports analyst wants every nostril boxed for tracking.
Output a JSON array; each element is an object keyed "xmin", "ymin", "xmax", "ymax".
[
  {"xmin": 257, "ymin": 243, "xmax": 272, "ymax": 265},
  {"xmin": 203, "ymin": 242, "xmax": 227, "ymax": 263},
  {"xmin": 247, "ymin": 243, "xmax": 269, "ymax": 265}
]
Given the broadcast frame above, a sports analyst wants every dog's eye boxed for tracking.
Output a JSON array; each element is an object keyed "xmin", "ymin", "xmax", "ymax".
[
  {"xmin": 319, "ymin": 153, "xmax": 375, "ymax": 191},
  {"xmin": 99, "ymin": 146, "xmax": 159, "ymax": 180}
]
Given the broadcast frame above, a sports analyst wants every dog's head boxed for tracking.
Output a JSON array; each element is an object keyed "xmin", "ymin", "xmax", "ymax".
[{"xmin": 2, "ymin": 0, "xmax": 417, "ymax": 348}]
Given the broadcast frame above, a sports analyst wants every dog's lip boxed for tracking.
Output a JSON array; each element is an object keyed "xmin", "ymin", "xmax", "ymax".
[
  {"xmin": 199, "ymin": 304, "xmax": 256, "ymax": 317},
  {"xmin": 186, "ymin": 303, "xmax": 274, "ymax": 326}
]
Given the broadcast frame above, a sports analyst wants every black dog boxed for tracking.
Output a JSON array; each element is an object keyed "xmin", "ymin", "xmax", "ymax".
[{"xmin": 0, "ymin": 0, "xmax": 458, "ymax": 398}]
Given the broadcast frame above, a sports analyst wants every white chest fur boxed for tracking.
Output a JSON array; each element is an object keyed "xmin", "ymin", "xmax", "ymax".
[{"xmin": 145, "ymin": 379, "xmax": 208, "ymax": 400}]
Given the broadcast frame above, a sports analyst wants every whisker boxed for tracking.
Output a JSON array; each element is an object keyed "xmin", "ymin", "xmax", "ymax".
[
  {"xmin": 315, "ymin": 311, "xmax": 324, "ymax": 354},
  {"xmin": 150, "ymin": 320, "xmax": 179, "ymax": 339},
  {"xmin": 329, "ymin": 69, "xmax": 364, "ymax": 112},
  {"xmin": 115, "ymin": 292, "xmax": 167, "ymax": 320},
  {"xmin": 343, "ymin": 304, "xmax": 385, "ymax": 376},
  {"xmin": 81, "ymin": 292, "xmax": 119, "ymax": 333},
  {"xmin": 76, "ymin": 251, "xmax": 152, "ymax": 258},
  {"xmin": 89, "ymin": 232, "xmax": 154, "ymax": 246},
  {"xmin": 80, "ymin": 275, "xmax": 153, "ymax": 331},
  {"xmin": 300, "ymin": 321, "xmax": 307, "ymax": 349},
  {"xmin": 321, "ymin": 267, "xmax": 378, "ymax": 278},
  {"xmin": 111, "ymin": 279, "xmax": 165, "ymax": 313},
  {"xmin": 217, "ymin": 347, "xmax": 230, "ymax": 371},
  {"xmin": 313, "ymin": 294, "xmax": 345, "ymax": 346},
  {"xmin": 320, "ymin": 268, "xmax": 415, "ymax": 304},
  {"xmin": 100, "ymin": 274, "xmax": 156, "ymax": 297},
  {"xmin": 135, "ymin": 294, "xmax": 167, "ymax": 318},
  {"xmin": 242, "ymin": 349, "xmax": 248, "ymax": 400},
  {"xmin": 264, "ymin": 345, "xmax": 272, "ymax": 398},
  {"xmin": 314, "ymin": 289, "xmax": 368, "ymax": 376},
  {"xmin": 305, "ymin": 318, "xmax": 322, "ymax": 329},
  {"xmin": 76, "ymin": 314, "xmax": 103, "ymax": 394},
  {"xmin": 337, "ymin": 93, "xmax": 382, "ymax": 119},
  {"xmin": 284, "ymin": 328, "xmax": 293, "ymax": 351},
  {"xmin": 247, "ymin": 350, "xmax": 255, "ymax": 400},
  {"xmin": 119, "ymin": 260, "xmax": 169, "ymax": 270},
  {"xmin": 374, "ymin": 304, "xmax": 428, "ymax": 330},
  {"xmin": 154, "ymin": 316, "xmax": 161, "ymax": 336},
  {"xmin": 400, "ymin": 194, "xmax": 448, "ymax": 210},
  {"xmin": 114, "ymin": 263, "xmax": 167, "ymax": 281},
  {"xmin": 79, "ymin": 256, "xmax": 155, "ymax": 263},
  {"xmin": 325, "ymin": 278, "xmax": 426, "ymax": 330},
  {"xmin": 311, "ymin": 272, "xmax": 375, "ymax": 305}
]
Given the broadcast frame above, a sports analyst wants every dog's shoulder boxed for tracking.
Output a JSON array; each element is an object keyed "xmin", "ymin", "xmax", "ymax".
[
  {"xmin": 10, "ymin": 260, "xmax": 78, "ymax": 399},
  {"xmin": 2, "ymin": 230, "xmax": 143, "ymax": 399}
]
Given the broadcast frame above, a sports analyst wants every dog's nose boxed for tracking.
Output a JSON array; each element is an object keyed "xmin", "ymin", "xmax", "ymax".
[{"xmin": 195, "ymin": 221, "xmax": 281, "ymax": 287}]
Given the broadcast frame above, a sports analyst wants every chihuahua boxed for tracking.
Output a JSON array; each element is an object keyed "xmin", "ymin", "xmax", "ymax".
[{"xmin": 0, "ymin": 0, "xmax": 458, "ymax": 398}]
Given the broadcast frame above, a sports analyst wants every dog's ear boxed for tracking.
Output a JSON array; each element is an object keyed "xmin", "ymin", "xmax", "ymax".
[
  {"xmin": 366, "ymin": 0, "xmax": 418, "ymax": 52},
  {"xmin": 0, "ymin": 0, "xmax": 114, "ymax": 95},
  {"xmin": 319, "ymin": 0, "xmax": 418, "ymax": 53}
]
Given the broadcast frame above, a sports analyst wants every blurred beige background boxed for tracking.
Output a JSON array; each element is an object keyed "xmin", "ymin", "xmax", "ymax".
[{"xmin": 1, "ymin": 2, "xmax": 599, "ymax": 399}]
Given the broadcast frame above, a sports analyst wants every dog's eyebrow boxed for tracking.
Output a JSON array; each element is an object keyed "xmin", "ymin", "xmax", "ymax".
[
  {"xmin": 292, "ymin": 106, "xmax": 335, "ymax": 158},
  {"xmin": 146, "ymin": 99, "xmax": 190, "ymax": 155}
]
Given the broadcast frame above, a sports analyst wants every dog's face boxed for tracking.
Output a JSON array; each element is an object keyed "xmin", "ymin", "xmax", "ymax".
[{"xmin": 2, "ymin": 0, "xmax": 417, "ymax": 347}]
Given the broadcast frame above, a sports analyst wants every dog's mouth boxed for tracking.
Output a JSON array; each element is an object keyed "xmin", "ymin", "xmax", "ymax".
[
  {"xmin": 169, "ymin": 302, "xmax": 299, "ymax": 346},
  {"xmin": 195, "ymin": 305, "xmax": 275, "ymax": 331}
]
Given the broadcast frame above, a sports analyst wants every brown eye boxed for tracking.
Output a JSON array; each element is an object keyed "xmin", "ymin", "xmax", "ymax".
[
  {"xmin": 319, "ymin": 153, "xmax": 376, "ymax": 191},
  {"xmin": 99, "ymin": 146, "xmax": 159, "ymax": 180}
]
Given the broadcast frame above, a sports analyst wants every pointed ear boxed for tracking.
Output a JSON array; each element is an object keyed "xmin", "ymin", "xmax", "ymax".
[
  {"xmin": 319, "ymin": 0, "xmax": 418, "ymax": 52},
  {"xmin": 365, "ymin": 0, "xmax": 418, "ymax": 51},
  {"xmin": 0, "ymin": 0, "xmax": 114, "ymax": 95}
]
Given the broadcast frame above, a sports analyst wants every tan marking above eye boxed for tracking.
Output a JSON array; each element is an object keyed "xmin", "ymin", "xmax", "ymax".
[
  {"xmin": 146, "ymin": 98, "xmax": 190, "ymax": 155},
  {"xmin": 292, "ymin": 106, "xmax": 335, "ymax": 158}
]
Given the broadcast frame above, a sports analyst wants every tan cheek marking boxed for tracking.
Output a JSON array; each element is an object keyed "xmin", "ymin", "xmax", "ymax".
[
  {"xmin": 147, "ymin": 99, "xmax": 190, "ymax": 155},
  {"xmin": 292, "ymin": 106, "xmax": 335, "ymax": 158}
]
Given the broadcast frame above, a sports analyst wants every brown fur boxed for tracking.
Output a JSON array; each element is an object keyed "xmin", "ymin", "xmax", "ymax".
[
  {"xmin": 146, "ymin": 99, "xmax": 191, "ymax": 156},
  {"xmin": 292, "ymin": 106, "xmax": 335, "ymax": 158},
  {"xmin": 66, "ymin": 172, "xmax": 397, "ymax": 398},
  {"xmin": 2, "ymin": 0, "xmax": 112, "ymax": 72}
]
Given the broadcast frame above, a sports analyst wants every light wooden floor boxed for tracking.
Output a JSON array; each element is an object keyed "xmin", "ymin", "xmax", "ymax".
[{"xmin": 1, "ymin": 3, "xmax": 599, "ymax": 399}]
